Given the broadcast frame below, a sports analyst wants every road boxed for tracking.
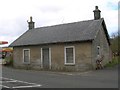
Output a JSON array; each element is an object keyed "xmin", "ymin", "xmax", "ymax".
[{"xmin": 1, "ymin": 65, "xmax": 118, "ymax": 89}]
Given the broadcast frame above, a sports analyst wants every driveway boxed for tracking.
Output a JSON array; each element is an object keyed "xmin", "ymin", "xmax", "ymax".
[{"xmin": 1, "ymin": 65, "xmax": 118, "ymax": 88}]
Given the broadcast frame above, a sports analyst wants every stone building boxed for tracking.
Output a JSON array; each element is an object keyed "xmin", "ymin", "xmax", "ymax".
[{"xmin": 10, "ymin": 6, "xmax": 111, "ymax": 71}]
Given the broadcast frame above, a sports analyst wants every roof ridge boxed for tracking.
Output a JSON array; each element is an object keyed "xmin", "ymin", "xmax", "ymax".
[{"xmin": 34, "ymin": 19, "xmax": 101, "ymax": 30}]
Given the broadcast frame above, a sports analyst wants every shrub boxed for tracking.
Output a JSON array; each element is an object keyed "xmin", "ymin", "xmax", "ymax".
[
  {"xmin": 4, "ymin": 56, "xmax": 13, "ymax": 66},
  {"xmin": 105, "ymin": 56, "xmax": 120, "ymax": 67}
]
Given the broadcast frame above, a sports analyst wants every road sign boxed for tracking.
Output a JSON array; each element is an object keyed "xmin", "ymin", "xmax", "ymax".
[{"xmin": 0, "ymin": 41, "xmax": 8, "ymax": 45}]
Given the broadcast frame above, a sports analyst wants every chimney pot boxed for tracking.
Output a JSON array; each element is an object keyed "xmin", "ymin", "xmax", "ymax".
[
  {"xmin": 30, "ymin": 16, "xmax": 33, "ymax": 22},
  {"xmin": 95, "ymin": 6, "xmax": 98, "ymax": 9}
]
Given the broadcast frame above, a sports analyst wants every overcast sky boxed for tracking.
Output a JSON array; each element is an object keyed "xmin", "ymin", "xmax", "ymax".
[{"xmin": 0, "ymin": 0, "xmax": 118, "ymax": 47}]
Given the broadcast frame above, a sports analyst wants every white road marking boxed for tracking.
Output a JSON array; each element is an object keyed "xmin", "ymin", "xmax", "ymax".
[
  {"xmin": 1, "ymin": 77, "xmax": 36, "ymax": 84},
  {"xmin": 0, "ymin": 84, "xmax": 10, "ymax": 88},
  {"xmin": 12, "ymin": 85, "xmax": 42, "ymax": 88},
  {"xmin": 0, "ymin": 77, "xmax": 42, "ymax": 88},
  {"xmin": 16, "ymin": 80, "xmax": 37, "ymax": 85},
  {"xmin": 5, "ymin": 80, "xmax": 17, "ymax": 83},
  {"xmin": 1, "ymin": 77, "xmax": 15, "ymax": 81}
]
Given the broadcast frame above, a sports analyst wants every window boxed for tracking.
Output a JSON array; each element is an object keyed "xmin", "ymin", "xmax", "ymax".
[
  {"xmin": 23, "ymin": 49, "xmax": 30, "ymax": 64},
  {"xmin": 65, "ymin": 46, "xmax": 75, "ymax": 65},
  {"xmin": 97, "ymin": 46, "xmax": 100, "ymax": 56}
]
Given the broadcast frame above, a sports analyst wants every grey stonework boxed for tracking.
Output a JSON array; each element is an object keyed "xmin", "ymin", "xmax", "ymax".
[
  {"xmin": 93, "ymin": 6, "xmax": 101, "ymax": 20},
  {"xmin": 13, "ymin": 42, "xmax": 93, "ymax": 71},
  {"xmin": 92, "ymin": 24, "xmax": 112, "ymax": 68}
]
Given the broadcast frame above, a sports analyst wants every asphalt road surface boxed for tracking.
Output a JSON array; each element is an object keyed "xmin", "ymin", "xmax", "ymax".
[{"xmin": 1, "ymin": 65, "xmax": 118, "ymax": 89}]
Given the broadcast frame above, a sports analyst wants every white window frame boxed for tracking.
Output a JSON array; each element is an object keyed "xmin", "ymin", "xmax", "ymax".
[
  {"xmin": 64, "ymin": 46, "xmax": 75, "ymax": 65},
  {"xmin": 41, "ymin": 48, "xmax": 51, "ymax": 69},
  {"xmin": 23, "ymin": 49, "xmax": 30, "ymax": 64}
]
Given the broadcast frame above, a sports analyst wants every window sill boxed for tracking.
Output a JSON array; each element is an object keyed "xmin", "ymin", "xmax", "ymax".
[
  {"xmin": 64, "ymin": 63, "xmax": 75, "ymax": 66},
  {"xmin": 23, "ymin": 62, "xmax": 30, "ymax": 65}
]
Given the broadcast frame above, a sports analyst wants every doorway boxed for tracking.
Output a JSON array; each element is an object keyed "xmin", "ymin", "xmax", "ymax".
[{"xmin": 41, "ymin": 48, "xmax": 51, "ymax": 69}]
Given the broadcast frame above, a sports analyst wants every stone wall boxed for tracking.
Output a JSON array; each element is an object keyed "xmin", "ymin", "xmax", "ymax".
[
  {"xmin": 92, "ymin": 24, "xmax": 111, "ymax": 68},
  {"xmin": 13, "ymin": 42, "xmax": 92, "ymax": 71}
]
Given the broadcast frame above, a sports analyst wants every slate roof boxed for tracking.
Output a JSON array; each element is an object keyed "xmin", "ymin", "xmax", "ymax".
[{"xmin": 10, "ymin": 18, "xmax": 109, "ymax": 47}]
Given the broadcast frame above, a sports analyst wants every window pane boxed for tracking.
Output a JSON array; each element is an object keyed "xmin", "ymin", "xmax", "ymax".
[
  {"xmin": 66, "ymin": 48, "xmax": 73, "ymax": 63},
  {"xmin": 97, "ymin": 46, "xmax": 100, "ymax": 56}
]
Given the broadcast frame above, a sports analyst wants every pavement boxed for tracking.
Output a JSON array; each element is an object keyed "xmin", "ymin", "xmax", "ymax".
[{"xmin": 1, "ymin": 65, "xmax": 119, "ymax": 89}]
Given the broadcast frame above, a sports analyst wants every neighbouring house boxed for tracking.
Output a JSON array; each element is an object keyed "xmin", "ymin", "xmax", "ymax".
[{"xmin": 10, "ymin": 6, "xmax": 112, "ymax": 71}]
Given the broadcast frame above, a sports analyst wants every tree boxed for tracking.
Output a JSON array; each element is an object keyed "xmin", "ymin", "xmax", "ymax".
[{"xmin": 110, "ymin": 32, "xmax": 119, "ymax": 56}]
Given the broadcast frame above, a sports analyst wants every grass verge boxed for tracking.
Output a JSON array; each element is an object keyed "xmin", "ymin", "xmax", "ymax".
[{"xmin": 105, "ymin": 56, "xmax": 120, "ymax": 67}]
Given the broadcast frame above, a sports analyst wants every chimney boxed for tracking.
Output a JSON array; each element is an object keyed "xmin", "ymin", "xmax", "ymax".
[
  {"xmin": 27, "ymin": 16, "xmax": 35, "ymax": 29},
  {"xmin": 93, "ymin": 6, "xmax": 101, "ymax": 20}
]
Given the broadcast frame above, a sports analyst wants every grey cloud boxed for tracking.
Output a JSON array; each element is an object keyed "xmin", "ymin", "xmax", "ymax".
[{"xmin": 0, "ymin": 18, "xmax": 27, "ymax": 38}]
